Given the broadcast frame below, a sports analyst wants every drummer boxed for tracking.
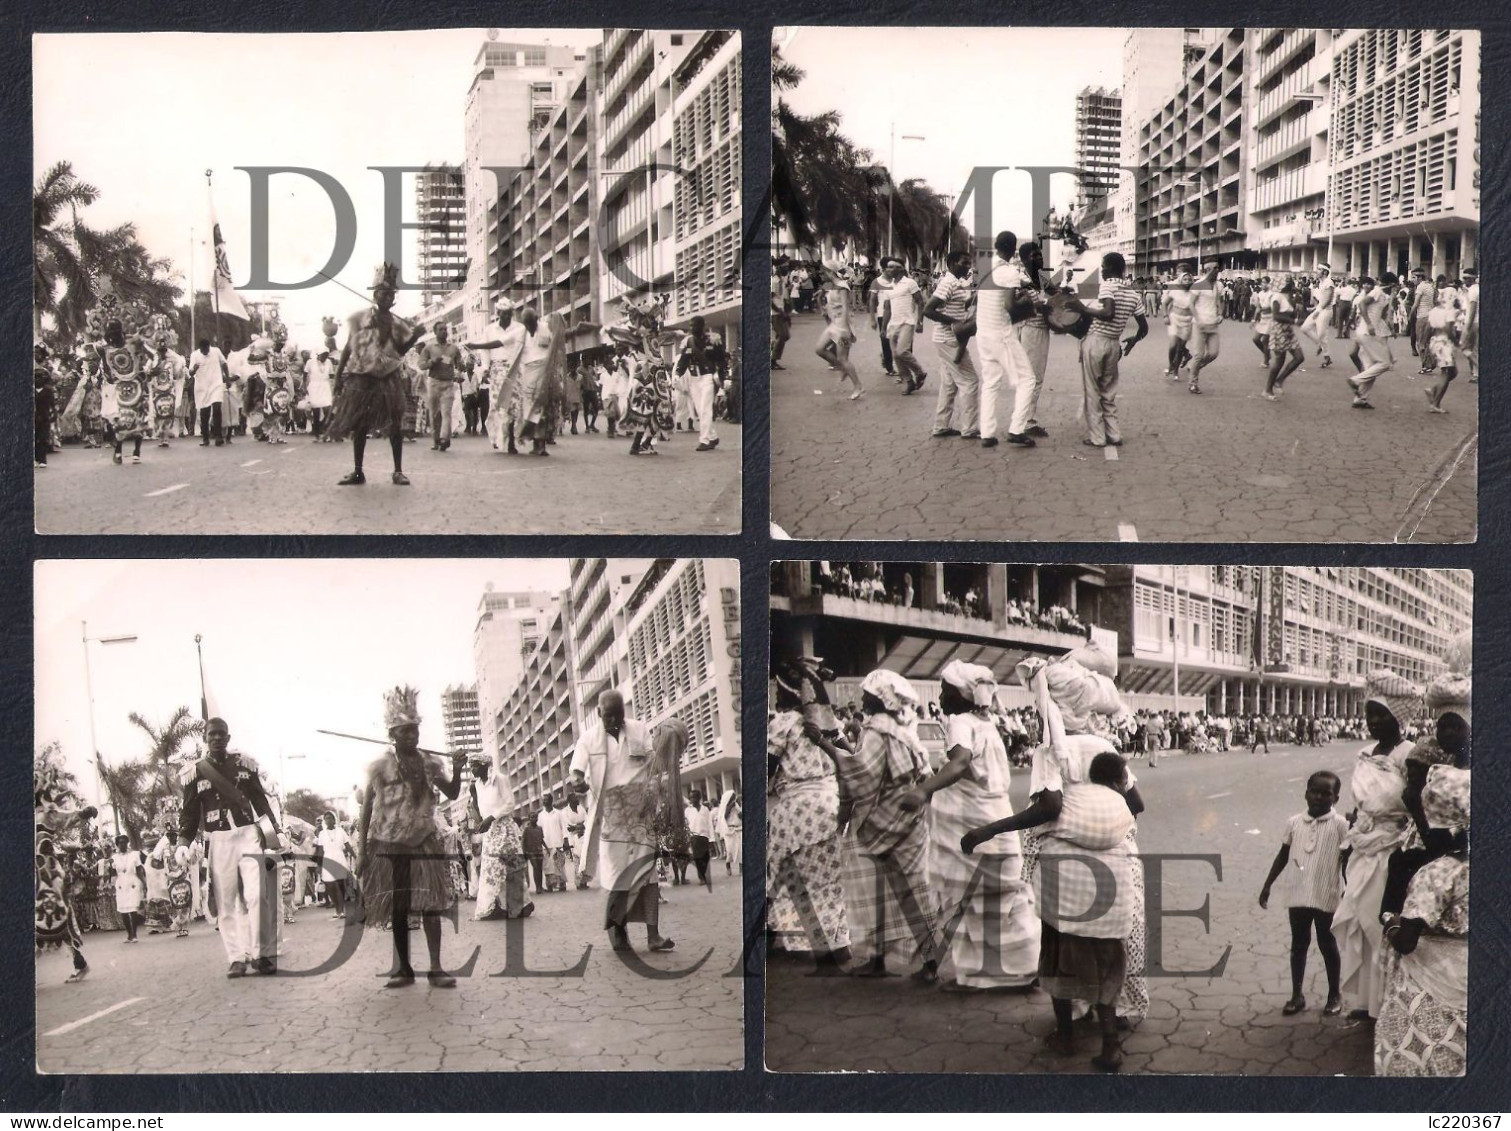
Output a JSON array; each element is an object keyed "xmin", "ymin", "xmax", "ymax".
[{"xmin": 1011, "ymin": 241, "xmax": 1052, "ymax": 442}]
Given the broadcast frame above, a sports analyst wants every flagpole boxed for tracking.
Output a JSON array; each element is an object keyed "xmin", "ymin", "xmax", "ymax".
[
  {"xmin": 188, "ymin": 226, "xmax": 196, "ymax": 349},
  {"xmin": 194, "ymin": 633, "xmax": 209, "ymax": 721},
  {"xmin": 206, "ymin": 171, "xmax": 220, "ymax": 342}
]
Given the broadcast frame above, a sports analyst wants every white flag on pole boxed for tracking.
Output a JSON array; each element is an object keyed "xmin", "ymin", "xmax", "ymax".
[{"xmin": 207, "ymin": 188, "xmax": 249, "ymax": 321}]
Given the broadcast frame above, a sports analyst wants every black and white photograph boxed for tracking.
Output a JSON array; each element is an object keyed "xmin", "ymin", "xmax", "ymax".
[
  {"xmin": 769, "ymin": 28, "xmax": 1480, "ymax": 542},
  {"xmin": 766, "ymin": 562, "xmax": 1471, "ymax": 1075},
  {"xmin": 33, "ymin": 557, "xmax": 744, "ymax": 1073},
  {"xmin": 32, "ymin": 29, "xmax": 743, "ymax": 535}
]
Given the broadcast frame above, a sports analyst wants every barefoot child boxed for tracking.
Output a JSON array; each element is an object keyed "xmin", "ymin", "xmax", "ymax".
[{"xmin": 1259, "ymin": 770, "xmax": 1348, "ymax": 1017}]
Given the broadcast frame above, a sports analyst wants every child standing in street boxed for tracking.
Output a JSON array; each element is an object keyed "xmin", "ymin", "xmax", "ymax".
[{"xmin": 1259, "ymin": 770, "xmax": 1349, "ymax": 1017}]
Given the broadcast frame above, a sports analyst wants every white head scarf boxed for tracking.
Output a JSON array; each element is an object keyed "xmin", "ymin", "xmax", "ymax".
[
  {"xmin": 860, "ymin": 669, "xmax": 920, "ymax": 723},
  {"xmin": 940, "ymin": 660, "xmax": 997, "ymax": 709}
]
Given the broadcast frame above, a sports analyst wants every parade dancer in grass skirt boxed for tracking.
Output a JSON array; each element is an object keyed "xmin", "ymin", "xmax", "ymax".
[
  {"xmin": 35, "ymin": 765, "xmax": 98, "ymax": 984},
  {"xmin": 330, "ymin": 264, "xmax": 426, "ymax": 486},
  {"xmin": 356, "ymin": 685, "xmax": 466, "ymax": 987}
]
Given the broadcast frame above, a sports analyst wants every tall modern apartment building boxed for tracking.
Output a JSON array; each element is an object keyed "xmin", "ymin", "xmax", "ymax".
[
  {"xmin": 439, "ymin": 683, "xmax": 483, "ymax": 760},
  {"xmin": 1074, "ymin": 86, "xmax": 1123, "ymax": 208},
  {"xmin": 493, "ymin": 595, "xmax": 580, "ymax": 811},
  {"xmin": 462, "ymin": 39, "xmax": 580, "ymax": 338},
  {"xmin": 471, "ymin": 586, "xmax": 561, "ymax": 762},
  {"xmin": 414, "ymin": 164, "xmax": 467, "ymax": 308},
  {"xmin": 1135, "ymin": 28, "xmax": 1251, "ymax": 272},
  {"xmin": 493, "ymin": 48, "xmax": 606, "ymax": 358}
]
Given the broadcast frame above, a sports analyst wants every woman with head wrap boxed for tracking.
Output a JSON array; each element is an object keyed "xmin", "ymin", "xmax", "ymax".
[
  {"xmin": 1381, "ymin": 672, "xmax": 1470, "ymax": 921},
  {"xmin": 1331, "ymin": 671, "xmax": 1419, "ymax": 1021},
  {"xmin": 962, "ymin": 643, "xmax": 1146, "ymax": 1071},
  {"xmin": 834, "ymin": 668, "xmax": 943, "ymax": 981},
  {"xmin": 766, "ymin": 659, "xmax": 851, "ymax": 969},
  {"xmin": 923, "ymin": 660, "xmax": 1039, "ymax": 992},
  {"xmin": 1375, "ymin": 764, "xmax": 1468, "ymax": 1076}
]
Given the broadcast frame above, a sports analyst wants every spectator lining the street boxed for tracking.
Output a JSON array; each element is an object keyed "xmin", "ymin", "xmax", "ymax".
[
  {"xmin": 1332, "ymin": 671, "xmax": 1419, "ymax": 1022},
  {"xmin": 1258, "ymin": 770, "xmax": 1348, "ymax": 1018}
]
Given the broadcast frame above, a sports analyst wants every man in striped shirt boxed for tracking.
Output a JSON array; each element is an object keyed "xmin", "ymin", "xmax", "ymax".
[
  {"xmin": 923, "ymin": 250, "xmax": 979, "ymax": 438},
  {"xmin": 1065, "ymin": 252, "xmax": 1148, "ymax": 448}
]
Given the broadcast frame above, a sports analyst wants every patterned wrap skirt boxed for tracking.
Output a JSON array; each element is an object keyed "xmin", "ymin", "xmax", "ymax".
[
  {"xmin": 359, "ymin": 832, "xmax": 454, "ymax": 927},
  {"xmin": 329, "ymin": 373, "xmax": 406, "ymax": 440}
]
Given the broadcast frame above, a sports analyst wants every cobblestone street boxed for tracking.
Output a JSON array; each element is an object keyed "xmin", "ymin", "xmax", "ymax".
[
  {"xmin": 766, "ymin": 739, "xmax": 1380, "ymax": 1075},
  {"xmin": 770, "ymin": 314, "xmax": 1475, "ymax": 542},
  {"xmin": 38, "ymin": 878, "xmax": 744, "ymax": 1073}
]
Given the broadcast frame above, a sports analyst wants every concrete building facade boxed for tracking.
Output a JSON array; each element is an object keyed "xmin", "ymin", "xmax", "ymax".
[
  {"xmin": 1324, "ymin": 28, "xmax": 1480, "ymax": 278},
  {"xmin": 1135, "ymin": 28, "xmax": 1252, "ymax": 272},
  {"xmin": 472, "ymin": 586, "xmax": 561, "ymax": 763},
  {"xmin": 462, "ymin": 39, "xmax": 580, "ymax": 339},
  {"xmin": 1074, "ymin": 86, "xmax": 1123, "ymax": 208},
  {"xmin": 440, "ymin": 682, "xmax": 483, "ymax": 761},
  {"xmin": 1103, "ymin": 566, "xmax": 1473, "ymax": 718},
  {"xmin": 493, "ymin": 49, "xmax": 606, "ymax": 359},
  {"xmin": 493, "ymin": 595, "xmax": 580, "ymax": 812},
  {"xmin": 415, "ymin": 164, "xmax": 467, "ymax": 307}
]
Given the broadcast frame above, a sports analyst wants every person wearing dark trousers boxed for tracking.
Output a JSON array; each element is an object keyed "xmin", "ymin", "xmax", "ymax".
[
  {"xmin": 35, "ymin": 352, "xmax": 56, "ymax": 468},
  {"xmin": 522, "ymin": 814, "xmax": 546, "ymax": 893},
  {"xmin": 684, "ymin": 790, "xmax": 713, "ymax": 886}
]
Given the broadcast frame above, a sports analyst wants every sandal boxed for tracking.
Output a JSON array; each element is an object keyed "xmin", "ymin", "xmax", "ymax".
[
  {"xmin": 647, "ymin": 938, "xmax": 676, "ymax": 952},
  {"xmin": 65, "ymin": 968, "xmax": 88, "ymax": 984},
  {"xmin": 1282, "ymin": 996, "xmax": 1306, "ymax": 1016}
]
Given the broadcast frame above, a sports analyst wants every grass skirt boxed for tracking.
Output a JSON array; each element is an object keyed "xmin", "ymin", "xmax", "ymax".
[
  {"xmin": 359, "ymin": 834, "xmax": 454, "ymax": 927},
  {"xmin": 329, "ymin": 373, "xmax": 405, "ymax": 440}
]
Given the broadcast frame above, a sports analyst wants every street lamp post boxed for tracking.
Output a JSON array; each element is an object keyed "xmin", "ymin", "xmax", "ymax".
[
  {"xmin": 82, "ymin": 621, "xmax": 139, "ymax": 832},
  {"xmin": 887, "ymin": 125, "xmax": 927, "ymax": 260}
]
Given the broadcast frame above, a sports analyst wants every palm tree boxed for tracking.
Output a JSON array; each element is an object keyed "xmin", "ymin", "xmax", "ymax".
[
  {"xmin": 98, "ymin": 707, "xmax": 203, "ymax": 844},
  {"xmin": 34, "ymin": 161, "xmax": 183, "ymax": 349},
  {"xmin": 34, "ymin": 162, "xmax": 101, "ymax": 344}
]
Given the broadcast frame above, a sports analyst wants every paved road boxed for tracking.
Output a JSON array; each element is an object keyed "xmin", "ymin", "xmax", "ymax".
[
  {"xmin": 36, "ymin": 424, "xmax": 742, "ymax": 536},
  {"xmin": 770, "ymin": 314, "xmax": 1476, "ymax": 542},
  {"xmin": 765, "ymin": 739, "xmax": 1381, "ymax": 1075},
  {"xmin": 37, "ymin": 878, "xmax": 744, "ymax": 1073}
]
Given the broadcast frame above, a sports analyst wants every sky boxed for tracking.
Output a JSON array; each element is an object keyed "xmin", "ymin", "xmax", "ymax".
[
  {"xmin": 775, "ymin": 26, "xmax": 1125, "ymax": 240},
  {"xmin": 35, "ymin": 558, "xmax": 571, "ymax": 811},
  {"xmin": 33, "ymin": 29, "xmax": 604, "ymax": 349}
]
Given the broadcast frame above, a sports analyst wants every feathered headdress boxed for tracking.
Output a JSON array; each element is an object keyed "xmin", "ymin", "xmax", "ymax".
[
  {"xmin": 371, "ymin": 262, "xmax": 400, "ymax": 291},
  {"xmin": 383, "ymin": 684, "xmax": 422, "ymax": 731}
]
